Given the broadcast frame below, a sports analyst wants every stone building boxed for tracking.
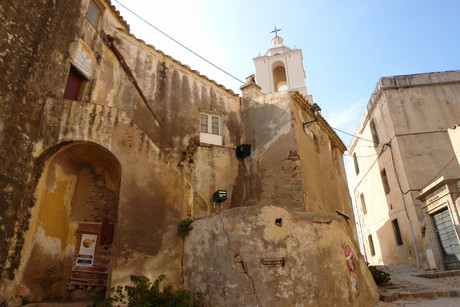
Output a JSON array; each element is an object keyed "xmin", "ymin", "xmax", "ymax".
[
  {"xmin": 0, "ymin": 0, "xmax": 377, "ymax": 305},
  {"xmin": 449, "ymin": 124, "xmax": 460, "ymax": 165},
  {"xmin": 348, "ymin": 71, "xmax": 460, "ymax": 271}
]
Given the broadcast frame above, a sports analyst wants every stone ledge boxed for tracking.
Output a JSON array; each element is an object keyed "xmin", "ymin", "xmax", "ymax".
[
  {"xmin": 380, "ymin": 289, "xmax": 460, "ymax": 302},
  {"xmin": 414, "ymin": 291, "xmax": 438, "ymax": 299},
  {"xmin": 417, "ymin": 269, "xmax": 460, "ymax": 279},
  {"xmin": 379, "ymin": 292, "xmax": 400, "ymax": 302}
]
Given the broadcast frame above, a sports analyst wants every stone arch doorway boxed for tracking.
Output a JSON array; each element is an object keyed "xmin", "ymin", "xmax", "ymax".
[{"xmin": 21, "ymin": 141, "xmax": 121, "ymax": 301}]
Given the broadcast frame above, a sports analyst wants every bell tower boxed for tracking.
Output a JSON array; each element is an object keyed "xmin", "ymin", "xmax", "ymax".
[{"xmin": 253, "ymin": 29, "xmax": 307, "ymax": 96}]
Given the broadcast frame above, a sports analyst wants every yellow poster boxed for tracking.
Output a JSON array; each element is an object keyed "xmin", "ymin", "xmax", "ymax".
[{"xmin": 73, "ymin": 39, "xmax": 93, "ymax": 77}]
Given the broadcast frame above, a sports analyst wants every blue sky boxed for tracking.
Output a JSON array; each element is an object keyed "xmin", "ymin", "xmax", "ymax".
[{"xmin": 113, "ymin": 0, "xmax": 460, "ymax": 146}]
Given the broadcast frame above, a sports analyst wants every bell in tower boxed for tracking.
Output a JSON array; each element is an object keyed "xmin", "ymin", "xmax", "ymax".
[{"xmin": 253, "ymin": 28, "xmax": 308, "ymax": 96}]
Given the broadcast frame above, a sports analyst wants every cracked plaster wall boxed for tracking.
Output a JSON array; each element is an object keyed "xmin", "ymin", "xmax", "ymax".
[
  {"xmin": 2, "ymin": 0, "xmax": 358, "ymax": 303},
  {"xmin": 183, "ymin": 206, "xmax": 379, "ymax": 306}
]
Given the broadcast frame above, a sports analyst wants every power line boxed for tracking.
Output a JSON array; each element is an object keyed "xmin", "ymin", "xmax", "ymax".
[
  {"xmin": 332, "ymin": 127, "xmax": 374, "ymax": 143},
  {"xmin": 420, "ymin": 155, "xmax": 457, "ymax": 189},
  {"xmin": 113, "ymin": 0, "xmax": 245, "ymax": 85},
  {"xmin": 345, "ymin": 153, "xmax": 378, "ymax": 158}
]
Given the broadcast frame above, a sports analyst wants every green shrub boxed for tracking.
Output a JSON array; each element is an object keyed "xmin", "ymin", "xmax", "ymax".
[
  {"xmin": 20, "ymin": 296, "xmax": 30, "ymax": 305},
  {"xmin": 93, "ymin": 275, "xmax": 205, "ymax": 306},
  {"xmin": 368, "ymin": 265, "xmax": 391, "ymax": 286},
  {"xmin": 177, "ymin": 219, "xmax": 194, "ymax": 237}
]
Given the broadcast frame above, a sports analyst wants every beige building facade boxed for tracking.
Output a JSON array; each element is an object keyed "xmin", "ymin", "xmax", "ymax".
[
  {"xmin": 449, "ymin": 124, "xmax": 460, "ymax": 165},
  {"xmin": 348, "ymin": 71, "xmax": 460, "ymax": 270},
  {"xmin": 0, "ymin": 0, "xmax": 377, "ymax": 304}
]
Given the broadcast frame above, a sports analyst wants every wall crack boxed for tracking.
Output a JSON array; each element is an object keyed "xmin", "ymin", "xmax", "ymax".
[{"xmin": 217, "ymin": 213, "xmax": 261, "ymax": 305}]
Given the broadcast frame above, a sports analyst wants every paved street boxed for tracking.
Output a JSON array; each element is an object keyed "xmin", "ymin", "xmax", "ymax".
[{"xmin": 376, "ymin": 265, "xmax": 460, "ymax": 306}]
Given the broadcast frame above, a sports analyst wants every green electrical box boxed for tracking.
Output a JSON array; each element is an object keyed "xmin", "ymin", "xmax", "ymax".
[{"xmin": 213, "ymin": 190, "xmax": 227, "ymax": 202}]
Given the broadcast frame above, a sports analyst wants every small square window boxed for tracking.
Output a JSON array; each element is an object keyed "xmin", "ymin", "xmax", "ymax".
[
  {"xmin": 353, "ymin": 153, "xmax": 359, "ymax": 175},
  {"xmin": 360, "ymin": 193, "xmax": 367, "ymax": 215},
  {"xmin": 368, "ymin": 235, "xmax": 376, "ymax": 256},
  {"xmin": 200, "ymin": 112, "xmax": 223, "ymax": 146},
  {"xmin": 380, "ymin": 168, "xmax": 390, "ymax": 194},
  {"xmin": 392, "ymin": 219, "xmax": 403, "ymax": 246},
  {"xmin": 86, "ymin": 0, "xmax": 102, "ymax": 28},
  {"xmin": 200, "ymin": 113, "xmax": 221, "ymax": 135},
  {"xmin": 370, "ymin": 119, "xmax": 379, "ymax": 147}
]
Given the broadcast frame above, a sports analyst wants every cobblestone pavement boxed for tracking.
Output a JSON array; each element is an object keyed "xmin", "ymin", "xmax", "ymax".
[{"xmin": 375, "ymin": 265, "xmax": 460, "ymax": 306}]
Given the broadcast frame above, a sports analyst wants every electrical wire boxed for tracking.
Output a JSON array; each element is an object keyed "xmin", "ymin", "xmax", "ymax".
[
  {"xmin": 420, "ymin": 155, "xmax": 457, "ymax": 189},
  {"xmin": 113, "ymin": 1, "xmax": 385, "ymax": 147},
  {"xmin": 345, "ymin": 153, "xmax": 378, "ymax": 158},
  {"xmin": 113, "ymin": 0, "xmax": 245, "ymax": 85},
  {"xmin": 113, "ymin": 1, "xmax": 452, "ymax": 166},
  {"xmin": 352, "ymin": 140, "xmax": 389, "ymax": 194},
  {"xmin": 332, "ymin": 127, "xmax": 374, "ymax": 143}
]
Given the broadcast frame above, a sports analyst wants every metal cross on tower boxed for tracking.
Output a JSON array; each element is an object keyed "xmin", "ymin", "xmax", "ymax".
[{"xmin": 270, "ymin": 26, "xmax": 282, "ymax": 37}]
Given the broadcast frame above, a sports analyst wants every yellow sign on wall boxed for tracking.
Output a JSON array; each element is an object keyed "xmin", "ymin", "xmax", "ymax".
[{"xmin": 73, "ymin": 39, "xmax": 93, "ymax": 77}]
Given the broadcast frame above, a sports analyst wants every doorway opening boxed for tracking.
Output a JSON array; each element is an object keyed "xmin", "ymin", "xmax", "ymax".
[
  {"xmin": 21, "ymin": 141, "xmax": 121, "ymax": 301},
  {"xmin": 432, "ymin": 207, "xmax": 460, "ymax": 270}
]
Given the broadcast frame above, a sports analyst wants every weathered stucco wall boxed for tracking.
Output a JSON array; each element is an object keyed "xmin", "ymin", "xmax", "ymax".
[
  {"xmin": 349, "ymin": 71, "xmax": 460, "ymax": 267},
  {"xmin": 1, "ymin": 0, "xmax": 360, "ymax": 303},
  {"xmin": 1, "ymin": 0, "xmax": 241, "ymax": 301},
  {"xmin": 236, "ymin": 86, "xmax": 356, "ymax": 242},
  {"xmin": 183, "ymin": 206, "xmax": 379, "ymax": 306},
  {"xmin": 0, "ymin": 0, "xmax": 83, "ymax": 282},
  {"xmin": 15, "ymin": 141, "xmax": 120, "ymax": 300},
  {"xmin": 292, "ymin": 95, "xmax": 353, "ymax": 218},
  {"xmin": 235, "ymin": 90, "xmax": 304, "ymax": 210}
]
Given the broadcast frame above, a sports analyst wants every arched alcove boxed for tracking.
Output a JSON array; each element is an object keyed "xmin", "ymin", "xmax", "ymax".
[
  {"xmin": 21, "ymin": 141, "xmax": 121, "ymax": 301},
  {"xmin": 272, "ymin": 61, "xmax": 288, "ymax": 92}
]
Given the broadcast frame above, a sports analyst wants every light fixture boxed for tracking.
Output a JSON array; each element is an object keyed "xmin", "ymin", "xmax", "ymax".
[{"xmin": 302, "ymin": 103, "xmax": 322, "ymax": 129}]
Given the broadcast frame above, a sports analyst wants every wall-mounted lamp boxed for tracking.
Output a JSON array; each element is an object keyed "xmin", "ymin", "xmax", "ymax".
[{"xmin": 302, "ymin": 103, "xmax": 322, "ymax": 129}]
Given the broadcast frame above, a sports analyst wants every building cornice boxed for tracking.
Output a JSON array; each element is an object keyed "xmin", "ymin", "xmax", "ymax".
[
  {"xmin": 291, "ymin": 92, "xmax": 347, "ymax": 152},
  {"xmin": 349, "ymin": 70, "xmax": 460, "ymax": 151}
]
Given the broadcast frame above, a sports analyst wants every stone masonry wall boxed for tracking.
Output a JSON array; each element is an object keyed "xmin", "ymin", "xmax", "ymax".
[{"xmin": 0, "ymin": 0, "xmax": 83, "ymax": 279}]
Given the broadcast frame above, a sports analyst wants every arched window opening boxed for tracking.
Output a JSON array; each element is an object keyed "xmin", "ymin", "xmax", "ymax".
[
  {"xmin": 353, "ymin": 153, "xmax": 359, "ymax": 175},
  {"xmin": 368, "ymin": 235, "xmax": 376, "ymax": 256},
  {"xmin": 370, "ymin": 119, "xmax": 379, "ymax": 147},
  {"xmin": 360, "ymin": 193, "xmax": 367, "ymax": 215},
  {"xmin": 272, "ymin": 61, "xmax": 287, "ymax": 92}
]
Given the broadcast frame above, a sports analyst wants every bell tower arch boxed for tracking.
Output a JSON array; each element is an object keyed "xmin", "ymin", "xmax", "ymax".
[{"xmin": 253, "ymin": 32, "xmax": 307, "ymax": 96}]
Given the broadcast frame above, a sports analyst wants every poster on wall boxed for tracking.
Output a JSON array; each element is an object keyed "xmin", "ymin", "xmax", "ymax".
[
  {"xmin": 76, "ymin": 234, "xmax": 97, "ymax": 267},
  {"xmin": 73, "ymin": 39, "xmax": 93, "ymax": 78}
]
